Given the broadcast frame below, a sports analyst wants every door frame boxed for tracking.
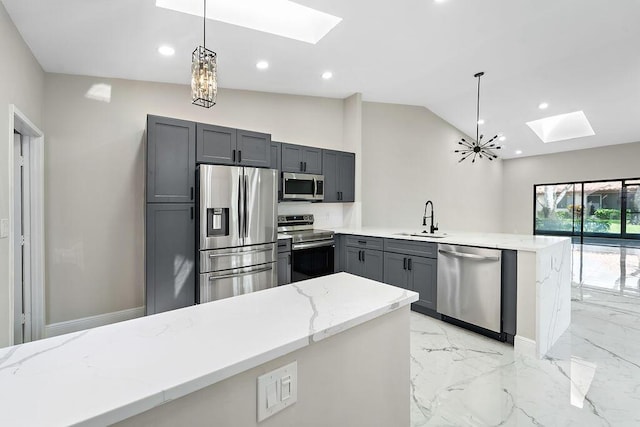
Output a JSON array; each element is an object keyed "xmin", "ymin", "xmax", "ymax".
[
  {"xmin": 622, "ymin": 183, "xmax": 640, "ymax": 239},
  {"xmin": 8, "ymin": 104, "xmax": 45, "ymax": 344}
]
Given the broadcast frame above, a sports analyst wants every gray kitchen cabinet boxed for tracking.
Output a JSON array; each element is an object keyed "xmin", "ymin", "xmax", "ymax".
[
  {"xmin": 197, "ymin": 123, "xmax": 271, "ymax": 167},
  {"xmin": 345, "ymin": 245, "xmax": 383, "ymax": 282},
  {"xmin": 383, "ymin": 238, "xmax": 437, "ymax": 313},
  {"xmin": 409, "ymin": 256, "xmax": 437, "ymax": 310},
  {"xmin": 145, "ymin": 203, "xmax": 195, "ymax": 315},
  {"xmin": 281, "ymin": 143, "xmax": 322, "ymax": 174},
  {"xmin": 383, "ymin": 252, "xmax": 409, "ymax": 290},
  {"xmin": 322, "ymin": 150, "xmax": 355, "ymax": 203},
  {"xmin": 146, "ymin": 115, "xmax": 196, "ymax": 204},
  {"xmin": 277, "ymin": 239, "xmax": 291, "ymax": 286}
]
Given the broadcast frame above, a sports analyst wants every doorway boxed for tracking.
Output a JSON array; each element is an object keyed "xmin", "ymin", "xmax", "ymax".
[{"xmin": 9, "ymin": 105, "xmax": 45, "ymax": 345}]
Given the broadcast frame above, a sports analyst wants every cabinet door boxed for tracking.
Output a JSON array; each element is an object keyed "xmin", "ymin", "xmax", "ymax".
[
  {"xmin": 196, "ymin": 123, "xmax": 237, "ymax": 165},
  {"xmin": 302, "ymin": 147, "xmax": 323, "ymax": 174},
  {"xmin": 147, "ymin": 116, "xmax": 196, "ymax": 203},
  {"xmin": 363, "ymin": 249, "xmax": 384, "ymax": 282},
  {"xmin": 322, "ymin": 150, "xmax": 339, "ymax": 202},
  {"xmin": 338, "ymin": 152, "xmax": 355, "ymax": 202},
  {"xmin": 237, "ymin": 129, "xmax": 271, "ymax": 168},
  {"xmin": 277, "ymin": 252, "xmax": 291, "ymax": 286},
  {"xmin": 281, "ymin": 143, "xmax": 304, "ymax": 172},
  {"xmin": 146, "ymin": 203, "xmax": 195, "ymax": 315},
  {"xmin": 410, "ymin": 256, "xmax": 437, "ymax": 311},
  {"xmin": 345, "ymin": 247, "xmax": 363, "ymax": 277},
  {"xmin": 383, "ymin": 252, "xmax": 409, "ymax": 289},
  {"xmin": 271, "ymin": 142, "xmax": 282, "ymax": 199}
]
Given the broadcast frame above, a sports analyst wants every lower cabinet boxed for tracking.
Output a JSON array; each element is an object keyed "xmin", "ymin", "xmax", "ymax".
[
  {"xmin": 345, "ymin": 247, "xmax": 383, "ymax": 282},
  {"xmin": 145, "ymin": 203, "xmax": 195, "ymax": 315},
  {"xmin": 277, "ymin": 239, "xmax": 292, "ymax": 286},
  {"xmin": 382, "ymin": 239, "xmax": 438, "ymax": 312}
]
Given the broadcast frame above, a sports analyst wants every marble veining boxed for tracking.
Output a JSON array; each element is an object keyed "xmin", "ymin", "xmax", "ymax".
[
  {"xmin": 0, "ymin": 273, "xmax": 417, "ymax": 427},
  {"xmin": 410, "ymin": 286, "xmax": 640, "ymax": 426}
]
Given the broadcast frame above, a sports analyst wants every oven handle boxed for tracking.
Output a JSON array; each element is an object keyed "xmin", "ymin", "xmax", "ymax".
[{"xmin": 292, "ymin": 241, "xmax": 335, "ymax": 250}]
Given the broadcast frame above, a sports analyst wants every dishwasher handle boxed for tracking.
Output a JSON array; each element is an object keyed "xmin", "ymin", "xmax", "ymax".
[{"xmin": 438, "ymin": 249, "xmax": 500, "ymax": 262}]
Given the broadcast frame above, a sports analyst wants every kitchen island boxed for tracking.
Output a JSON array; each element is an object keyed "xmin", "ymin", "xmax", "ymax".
[
  {"xmin": 334, "ymin": 227, "xmax": 572, "ymax": 358},
  {"xmin": 0, "ymin": 273, "xmax": 417, "ymax": 427}
]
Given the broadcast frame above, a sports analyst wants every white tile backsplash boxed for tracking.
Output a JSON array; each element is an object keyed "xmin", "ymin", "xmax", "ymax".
[{"xmin": 277, "ymin": 202, "xmax": 345, "ymax": 229}]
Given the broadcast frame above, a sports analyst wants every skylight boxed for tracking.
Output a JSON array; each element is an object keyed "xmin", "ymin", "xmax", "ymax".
[
  {"xmin": 526, "ymin": 111, "xmax": 595, "ymax": 143},
  {"xmin": 156, "ymin": 0, "xmax": 342, "ymax": 44}
]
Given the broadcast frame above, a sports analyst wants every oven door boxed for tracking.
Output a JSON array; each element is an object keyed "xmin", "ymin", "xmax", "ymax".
[{"xmin": 291, "ymin": 241, "xmax": 335, "ymax": 282}]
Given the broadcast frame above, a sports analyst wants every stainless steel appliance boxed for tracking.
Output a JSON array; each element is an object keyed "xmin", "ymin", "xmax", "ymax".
[
  {"xmin": 281, "ymin": 173, "xmax": 325, "ymax": 201},
  {"xmin": 437, "ymin": 244, "xmax": 502, "ymax": 333},
  {"xmin": 277, "ymin": 215, "xmax": 334, "ymax": 282},
  {"xmin": 197, "ymin": 165, "xmax": 277, "ymax": 303}
]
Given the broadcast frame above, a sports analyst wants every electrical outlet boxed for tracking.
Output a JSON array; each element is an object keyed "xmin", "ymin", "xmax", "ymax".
[
  {"xmin": 0, "ymin": 219, "xmax": 9, "ymax": 239},
  {"xmin": 257, "ymin": 361, "xmax": 298, "ymax": 422}
]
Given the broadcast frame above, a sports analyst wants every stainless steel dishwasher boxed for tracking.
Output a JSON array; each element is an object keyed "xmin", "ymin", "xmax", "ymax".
[{"xmin": 437, "ymin": 244, "xmax": 503, "ymax": 333}]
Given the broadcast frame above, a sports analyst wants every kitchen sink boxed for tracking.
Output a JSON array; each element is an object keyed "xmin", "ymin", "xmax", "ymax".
[{"xmin": 394, "ymin": 232, "xmax": 448, "ymax": 238}]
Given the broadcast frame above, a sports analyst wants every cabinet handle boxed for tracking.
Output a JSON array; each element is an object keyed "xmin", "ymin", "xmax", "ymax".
[
  {"xmin": 358, "ymin": 250, "xmax": 361, "ymax": 261},
  {"xmin": 190, "ymin": 186, "xmax": 194, "ymax": 201},
  {"xmin": 362, "ymin": 250, "xmax": 365, "ymax": 262},
  {"xmin": 238, "ymin": 150, "xmax": 242, "ymax": 163},
  {"xmin": 190, "ymin": 207, "xmax": 194, "ymax": 220},
  {"xmin": 358, "ymin": 240, "xmax": 367, "ymax": 244},
  {"xmin": 300, "ymin": 161, "xmax": 304, "ymax": 171},
  {"xmin": 304, "ymin": 162, "xmax": 307, "ymax": 172},
  {"xmin": 403, "ymin": 257, "xmax": 407, "ymax": 270},
  {"xmin": 232, "ymin": 149, "xmax": 236, "ymax": 162},
  {"xmin": 408, "ymin": 258, "xmax": 412, "ymax": 271},
  {"xmin": 288, "ymin": 254, "xmax": 291, "ymax": 265}
]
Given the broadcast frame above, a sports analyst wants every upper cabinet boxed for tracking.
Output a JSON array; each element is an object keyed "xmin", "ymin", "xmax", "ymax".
[
  {"xmin": 322, "ymin": 150, "xmax": 355, "ymax": 203},
  {"xmin": 197, "ymin": 123, "xmax": 271, "ymax": 168},
  {"xmin": 146, "ymin": 115, "xmax": 196, "ymax": 204},
  {"xmin": 281, "ymin": 143, "xmax": 322, "ymax": 174}
]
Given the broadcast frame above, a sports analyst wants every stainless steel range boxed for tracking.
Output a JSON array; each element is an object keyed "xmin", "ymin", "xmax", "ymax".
[{"xmin": 277, "ymin": 215, "xmax": 335, "ymax": 282}]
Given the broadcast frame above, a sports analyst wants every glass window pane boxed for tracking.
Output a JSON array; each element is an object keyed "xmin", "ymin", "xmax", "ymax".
[
  {"xmin": 583, "ymin": 181, "xmax": 622, "ymax": 235},
  {"xmin": 625, "ymin": 184, "xmax": 640, "ymax": 235},
  {"xmin": 535, "ymin": 184, "xmax": 578, "ymax": 234}
]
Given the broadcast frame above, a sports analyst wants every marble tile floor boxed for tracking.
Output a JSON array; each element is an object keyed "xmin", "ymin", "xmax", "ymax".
[{"xmin": 410, "ymin": 246, "xmax": 640, "ymax": 426}]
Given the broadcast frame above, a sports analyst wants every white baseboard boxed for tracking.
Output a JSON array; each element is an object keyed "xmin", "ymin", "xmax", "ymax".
[
  {"xmin": 45, "ymin": 306, "xmax": 145, "ymax": 338},
  {"xmin": 514, "ymin": 335, "xmax": 537, "ymax": 358}
]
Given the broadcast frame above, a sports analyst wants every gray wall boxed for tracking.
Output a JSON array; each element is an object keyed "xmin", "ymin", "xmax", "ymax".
[
  {"xmin": 502, "ymin": 141, "xmax": 640, "ymax": 234},
  {"xmin": 361, "ymin": 101, "xmax": 504, "ymax": 232},
  {"xmin": 0, "ymin": 2, "xmax": 44, "ymax": 347},
  {"xmin": 43, "ymin": 73, "xmax": 351, "ymax": 324},
  {"xmin": 116, "ymin": 307, "xmax": 410, "ymax": 427}
]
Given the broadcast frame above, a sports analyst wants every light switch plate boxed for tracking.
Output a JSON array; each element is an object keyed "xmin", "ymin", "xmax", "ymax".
[
  {"xmin": 0, "ymin": 219, "xmax": 8, "ymax": 239},
  {"xmin": 257, "ymin": 361, "xmax": 298, "ymax": 422}
]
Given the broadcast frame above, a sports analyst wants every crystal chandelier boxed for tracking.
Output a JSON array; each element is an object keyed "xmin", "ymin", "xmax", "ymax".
[
  {"xmin": 191, "ymin": 0, "xmax": 217, "ymax": 108},
  {"xmin": 455, "ymin": 72, "xmax": 501, "ymax": 163}
]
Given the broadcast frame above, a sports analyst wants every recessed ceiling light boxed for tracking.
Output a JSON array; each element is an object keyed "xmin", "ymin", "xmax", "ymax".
[
  {"xmin": 256, "ymin": 61, "xmax": 269, "ymax": 70},
  {"xmin": 515, "ymin": 150, "xmax": 523, "ymax": 155},
  {"xmin": 156, "ymin": 0, "xmax": 342, "ymax": 44},
  {"xmin": 526, "ymin": 111, "xmax": 595, "ymax": 143},
  {"xmin": 158, "ymin": 45, "xmax": 175, "ymax": 56},
  {"xmin": 322, "ymin": 71, "xmax": 333, "ymax": 80},
  {"xmin": 477, "ymin": 119, "xmax": 485, "ymax": 125},
  {"xmin": 538, "ymin": 102, "xmax": 549, "ymax": 110},
  {"xmin": 498, "ymin": 135, "xmax": 506, "ymax": 142}
]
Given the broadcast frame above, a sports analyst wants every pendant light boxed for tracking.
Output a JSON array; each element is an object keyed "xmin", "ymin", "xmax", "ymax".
[
  {"xmin": 455, "ymin": 72, "xmax": 501, "ymax": 163},
  {"xmin": 191, "ymin": 0, "xmax": 217, "ymax": 108}
]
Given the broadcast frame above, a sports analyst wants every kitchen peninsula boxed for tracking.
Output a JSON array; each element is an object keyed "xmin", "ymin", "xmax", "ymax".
[
  {"xmin": 334, "ymin": 228, "xmax": 572, "ymax": 358},
  {"xmin": 0, "ymin": 274, "xmax": 417, "ymax": 427}
]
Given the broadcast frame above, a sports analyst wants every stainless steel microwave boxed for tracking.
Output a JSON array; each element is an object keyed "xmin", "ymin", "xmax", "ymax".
[{"xmin": 282, "ymin": 172, "xmax": 324, "ymax": 201}]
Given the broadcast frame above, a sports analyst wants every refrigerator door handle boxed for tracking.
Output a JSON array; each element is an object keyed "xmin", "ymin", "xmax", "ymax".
[
  {"xmin": 237, "ymin": 174, "xmax": 243, "ymax": 239},
  {"xmin": 243, "ymin": 174, "xmax": 249, "ymax": 238},
  {"xmin": 208, "ymin": 265, "xmax": 273, "ymax": 281}
]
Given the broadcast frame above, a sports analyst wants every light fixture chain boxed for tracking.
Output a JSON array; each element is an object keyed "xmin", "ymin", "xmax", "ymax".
[
  {"xmin": 203, "ymin": 0, "xmax": 206, "ymax": 48},
  {"xmin": 476, "ymin": 73, "xmax": 481, "ymax": 146}
]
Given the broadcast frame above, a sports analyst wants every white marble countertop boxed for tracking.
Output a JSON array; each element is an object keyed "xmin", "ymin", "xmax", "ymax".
[
  {"xmin": 332, "ymin": 227, "xmax": 570, "ymax": 252},
  {"xmin": 0, "ymin": 273, "xmax": 417, "ymax": 427}
]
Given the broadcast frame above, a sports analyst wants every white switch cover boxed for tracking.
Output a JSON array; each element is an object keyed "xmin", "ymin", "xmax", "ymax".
[
  {"xmin": 257, "ymin": 361, "xmax": 297, "ymax": 422},
  {"xmin": 0, "ymin": 219, "xmax": 8, "ymax": 239}
]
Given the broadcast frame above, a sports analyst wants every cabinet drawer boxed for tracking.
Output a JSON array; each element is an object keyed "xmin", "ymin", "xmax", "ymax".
[
  {"xmin": 344, "ymin": 235, "xmax": 383, "ymax": 250},
  {"xmin": 383, "ymin": 238, "xmax": 437, "ymax": 258},
  {"xmin": 277, "ymin": 238, "xmax": 291, "ymax": 253}
]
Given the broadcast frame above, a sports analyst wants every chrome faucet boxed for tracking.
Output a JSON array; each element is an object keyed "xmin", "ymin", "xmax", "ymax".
[{"xmin": 422, "ymin": 201, "xmax": 439, "ymax": 234}]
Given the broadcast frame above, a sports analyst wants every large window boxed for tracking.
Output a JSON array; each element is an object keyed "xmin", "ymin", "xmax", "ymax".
[{"xmin": 534, "ymin": 178, "xmax": 640, "ymax": 241}]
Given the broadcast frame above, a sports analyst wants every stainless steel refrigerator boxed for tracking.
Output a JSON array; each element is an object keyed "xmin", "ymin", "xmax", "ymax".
[{"xmin": 197, "ymin": 165, "xmax": 278, "ymax": 303}]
